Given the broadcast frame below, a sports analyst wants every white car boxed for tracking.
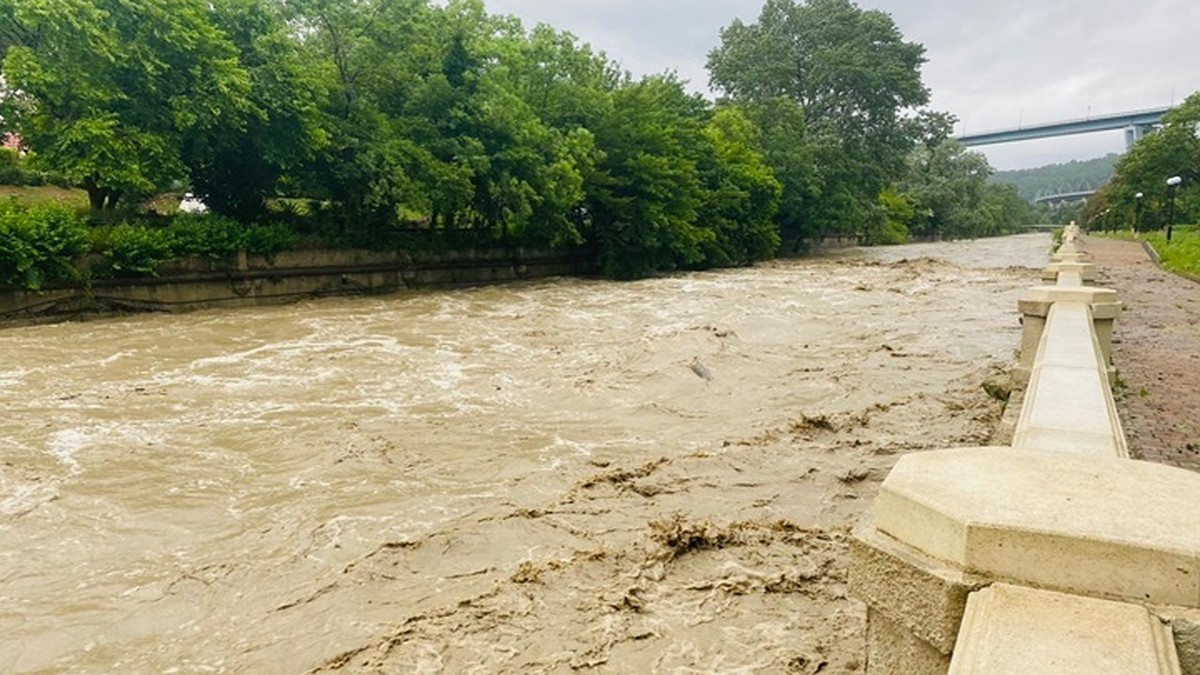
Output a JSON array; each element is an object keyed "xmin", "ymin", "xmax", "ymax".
[{"xmin": 179, "ymin": 193, "xmax": 209, "ymax": 214}]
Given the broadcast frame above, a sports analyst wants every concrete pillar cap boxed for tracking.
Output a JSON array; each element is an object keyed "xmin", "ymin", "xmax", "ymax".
[
  {"xmin": 1044, "ymin": 261, "xmax": 1097, "ymax": 273},
  {"xmin": 1051, "ymin": 252, "xmax": 1093, "ymax": 262},
  {"xmin": 1022, "ymin": 285, "xmax": 1118, "ymax": 305},
  {"xmin": 875, "ymin": 447, "xmax": 1200, "ymax": 608},
  {"xmin": 950, "ymin": 583, "xmax": 1181, "ymax": 675}
]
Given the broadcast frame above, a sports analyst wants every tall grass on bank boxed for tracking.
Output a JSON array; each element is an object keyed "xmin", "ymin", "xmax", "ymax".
[{"xmin": 0, "ymin": 185, "xmax": 89, "ymax": 211}]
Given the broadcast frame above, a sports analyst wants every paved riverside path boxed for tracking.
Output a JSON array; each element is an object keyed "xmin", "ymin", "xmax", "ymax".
[{"xmin": 1083, "ymin": 235, "xmax": 1200, "ymax": 471}]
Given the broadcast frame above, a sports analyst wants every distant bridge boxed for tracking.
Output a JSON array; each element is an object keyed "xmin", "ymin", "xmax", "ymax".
[
  {"xmin": 957, "ymin": 107, "xmax": 1170, "ymax": 149},
  {"xmin": 1034, "ymin": 190, "xmax": 1096, "ymax": 205}
]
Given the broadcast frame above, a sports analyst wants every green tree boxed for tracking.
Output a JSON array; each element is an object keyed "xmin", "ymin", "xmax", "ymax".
[
  {"xmin": 980, "ymin": 183, "xmax": 1034, "ymax": 234},
  {"xmin": 400, "ymin": 4, "xmax": 603, "ymax": 246},
  {"xmin": 585, "ymin": 75, "xmax": 711, "ymax": 279},
  {"xmin": 478, "ymin": 20, "xmax": 622, "ymax": 247},
  {"xmin": 1104, "ymin": 92, "xmax": 1200, "ymax": 230},
  {"xmin": 697, "ymin": 106, "xmax": 782, "ymax": 264},
  {"xmin": 501, "ymin": 23, "xmax": 618, "ymax": 132},
  {"xmin": 183, "ymin": 0, "xmax": 328, "ymax": 221},
  {"xmin": 870, "ymin": 188, "xmax": 914, "ymax": 245},
  {"xmin": 0, "ymin": 0, "xmax": 254, "ymax": 212},
  {"xmin": 286, "ymin": 0, "xmax": 439, "ymax": 229},
  {"xmin": 739, "ymin": 97, "xmax": 822, "ymax": 249},
  {"xmin": 900, "ymin": 138, "xmax": 992, "ymax": 238},
  {"xmin": 707, "ymin": 0, "xmax": 929, "ymax": 236}
]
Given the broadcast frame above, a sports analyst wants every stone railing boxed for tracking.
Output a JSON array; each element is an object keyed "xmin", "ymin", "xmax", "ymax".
[{"xmin": 850, "ymin": 225, "xmax": 1200, "ymax": 674}]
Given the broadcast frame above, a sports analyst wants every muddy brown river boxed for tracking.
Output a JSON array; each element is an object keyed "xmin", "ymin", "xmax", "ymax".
[{"xmin": 1, "ymin": 235, "xmax": 1050, "ymax": 673}]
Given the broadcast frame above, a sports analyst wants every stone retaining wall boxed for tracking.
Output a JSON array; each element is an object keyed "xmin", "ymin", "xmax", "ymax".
[
  {"xmin": 850, "ymin": 225, "xmax": 1200, "ymax": 674},
  {"xmin": 0, "ymin": 247, "xmax": 593, "ymax": 326}
]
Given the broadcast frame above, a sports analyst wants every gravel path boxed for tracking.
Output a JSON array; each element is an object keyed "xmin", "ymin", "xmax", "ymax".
[{"xmin": 1083, "ymin": 236, "xmax": 1200, "ymax": 470}]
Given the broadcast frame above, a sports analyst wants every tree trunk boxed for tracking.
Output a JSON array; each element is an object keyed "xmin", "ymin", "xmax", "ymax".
[
  {"xmin": 84, "ymin": 176, "xmax": 105, "ymax": 212},
  {"xmin": 83, "ymin": 175, "xmax": 122, "ymax": 212}
]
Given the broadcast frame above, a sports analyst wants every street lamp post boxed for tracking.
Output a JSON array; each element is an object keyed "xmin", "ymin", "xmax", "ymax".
[
  {"xmin": 1134, "ymin": 192, "xmax": 1144, "ymax": 233},
  {"xmin": 1166, "ymin": 176, "xmax": 1182, "ymax": 242}
]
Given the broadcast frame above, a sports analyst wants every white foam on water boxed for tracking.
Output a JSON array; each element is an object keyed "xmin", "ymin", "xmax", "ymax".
[
  {"xmin": 95, "ymin": 350, "xmax": 138, "ymax": 367},
  {"xmin": 46, "ymin": 429, "xmax": 89, "ymax": 473},
  {"xmin": 0, "ymin": 366, "xmax": 29, "ymax": 389},
  {"xmin": 189, "ymin": 343, "xmax": 276, "ymax": 369},
  {"xmin": 0, "ymin": 480, "xmax": 60, "ymax": 518},
  {"xmin": 426, "ymin": 355, "xmax": 466, "ymax": 390},
  {"xmin": 547, "ymin": 435, "xmax": 598, "ymax": 458},
  {"xmin": 44, "ymin": 423, "xmax": 174, "ymax": 474}
]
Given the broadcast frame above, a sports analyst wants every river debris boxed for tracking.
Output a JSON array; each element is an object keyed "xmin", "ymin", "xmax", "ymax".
[{"xmin": 688, "ymin": 357, "xmax": 714, "ymax": 381}]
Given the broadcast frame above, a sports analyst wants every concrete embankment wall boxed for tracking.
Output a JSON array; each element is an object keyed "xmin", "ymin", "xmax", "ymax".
[
  {"xmin": 850, "ymin": 225, "xmax": 1200, "ymax": 674},
  {"xmin": 0, "ymin": 247, "xmax": 593, "ymax": 326}
]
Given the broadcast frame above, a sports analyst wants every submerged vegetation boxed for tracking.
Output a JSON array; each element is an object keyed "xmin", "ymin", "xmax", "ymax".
[{"xmin": 0, "ymin": 0, "xmax": 1037, "ymax": 289}]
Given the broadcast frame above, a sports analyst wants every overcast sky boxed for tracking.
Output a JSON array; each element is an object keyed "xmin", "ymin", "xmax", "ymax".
[{"xmin": 482, "ymin": 0, "xmax": 1200, "ymax": 170}]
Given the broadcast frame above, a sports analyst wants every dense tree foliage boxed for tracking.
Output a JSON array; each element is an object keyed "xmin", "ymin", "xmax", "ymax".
[
  {"xmin": 0, "ymin": 0, "xmax": 1033, "ymax": 282},
  {"xmin": 899, "ymin": 138, "xmax": 1030, "ymax": 239},
  {"xmin": 1090, "ymin": 93, "xmax": 1200, "ymax": 232},
  {"xmin": 0, "ymin": 0, "xmax": 255, "ymax": 211},
  {"xmin": 185, "ymin": 0, "xmax": 326, "ymax": 221},
  {"xmin": 707, "ymin": 0, "xmax": 930, "ymax": 240}
]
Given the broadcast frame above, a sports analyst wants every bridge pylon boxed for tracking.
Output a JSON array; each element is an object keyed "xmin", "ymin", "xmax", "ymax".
[{"xmin": 1124, "ymin": 124, "xmax": 1156, "ymax": 149}]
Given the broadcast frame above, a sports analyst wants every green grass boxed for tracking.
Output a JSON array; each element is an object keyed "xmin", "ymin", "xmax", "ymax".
[
  {"xmin": 1144, "ymin": 227, "xmax": 1200, "ymax": 278},
  {"xmin": 1092, "ymin": 229, "xmax": 1138, "ymax": 242},
  {"xmin": 0, "ymin": 185, "xmax": 89, "ymax": 211}
]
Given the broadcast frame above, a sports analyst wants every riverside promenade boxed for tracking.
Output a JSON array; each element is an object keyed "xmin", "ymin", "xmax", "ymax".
[
  {"xmin": 850, "ymin": 225, "xmax": 1200, "ymax": 674},
  {"xmin": 1083, "ymin": 236, "xmax": 1200, "ymax": 471}
]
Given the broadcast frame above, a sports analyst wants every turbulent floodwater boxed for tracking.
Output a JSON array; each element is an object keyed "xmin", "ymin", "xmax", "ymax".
[{"xmin": 1, "ymin": 235, "xmax": 1050, "ymax": 674}]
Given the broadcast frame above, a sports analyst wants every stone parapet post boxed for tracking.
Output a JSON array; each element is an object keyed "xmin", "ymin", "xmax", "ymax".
[
  {"xmin": 1050, "ymin": 251, "xmax": 1091, "ymax": 264},
  {"xmin": 849, "ymin": 521, "xmax": 987, "ymax": 674},
  {"xmin": 1091, "ymin": 298, "xmax": 1122, "ymax": 367},
  {"xmin": 1016, "ymin": 285, "xmax": 1122, "ymax": 379},
  {"xmin": 1016, "ymin": 298, "xmax": 1050, "ymax": 380},
  {"xmin": 1040, "ymin": 261, "xmax": 1097, "ymax": 283}
]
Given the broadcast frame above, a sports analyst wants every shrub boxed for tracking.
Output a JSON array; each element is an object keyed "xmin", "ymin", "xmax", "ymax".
[
  {"xmin": 0, "ymin": 200, "xmax": 90, "ymax": 289},
  {"xmin": 170, "ymin": 214, "xmax": 297, "ymax": 261},
  {"xmin": 240, "ymin": 222, "xmax": 297, "ymax": 259},
  {"xmin": 0, "ymin": 149, "xmax": 71, "ymax": 188},
  {"xmin": 0, "ymin": 149, "xmax": 23, "ymax": 185},
  {"xmin": 170, "ymin": 214, "xmax": 244, "ymax": 261},
  {"xmin": 92, "ymin": 223, "xmax": 175, "ymax": 277}
]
